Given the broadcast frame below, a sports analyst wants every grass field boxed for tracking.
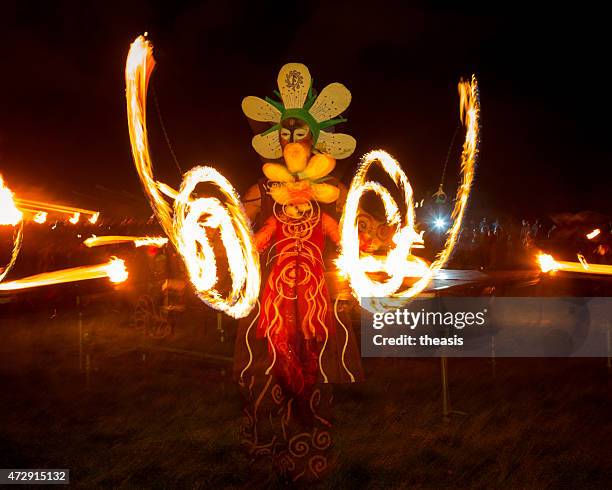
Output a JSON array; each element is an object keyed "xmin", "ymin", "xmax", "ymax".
[{"xmin": 0, "ymin": 305, "xmax": 610, "ymax": 488}]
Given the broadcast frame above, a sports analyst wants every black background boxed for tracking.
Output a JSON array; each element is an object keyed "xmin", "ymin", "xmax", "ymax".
[{"xmin": 1, "ymin": 1, "xmax": 609, "ymax": 218}]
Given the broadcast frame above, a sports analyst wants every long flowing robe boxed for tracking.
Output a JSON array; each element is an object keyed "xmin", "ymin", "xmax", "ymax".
[{"xmin": 234, "ymin": 207, "xmax": 363, "ymax": 481}]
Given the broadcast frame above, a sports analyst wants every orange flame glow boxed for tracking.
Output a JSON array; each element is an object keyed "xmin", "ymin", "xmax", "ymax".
[
  {"xmin": 537, "ymin": 252, "xmax": 612, "ymax": 275},
  {"xmin": 83, "ymin": 235, "xmax": 168, "ymax": 248},
  {"xmin": 33, "ymin": 211, "xmax": 47, "ymax": 224},
  {"xmin": 337, "ymin": 77, "xmax": 480, "ymax": 308},
  {"xmin": 0, "ymin": 257, "xmax": 128, "ymax": 291},
  {"xmin": 15, "ymin": 198, "xmax": 97, "ymax": 221},
  {"xmin": 0, "ymin": 175, "xmax": 24, "ymax": 283},
  {"xmin": 125, "ymin": 35, "xmax": 260, "ymax": 318}
]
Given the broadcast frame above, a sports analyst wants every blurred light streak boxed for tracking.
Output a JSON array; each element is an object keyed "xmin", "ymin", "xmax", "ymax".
[{"xmin": 0, "ymin": 257, "xmax": 128, "ymax": 291}]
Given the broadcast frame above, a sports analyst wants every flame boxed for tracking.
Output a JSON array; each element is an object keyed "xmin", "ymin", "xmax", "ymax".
[
  {"xmin": 0, "ymin": 175, "xmax": 24, "ymax": 283},
  {"xmin": 537, "ymin": 253, "xmax": 559, "ymax": 273},
  {"xmin": 83, "ymin": 235, "xmax": 168, "ymax": 248},
  {"xmin": 0, "ymin": 175, "xmax": 23, "ymax": 226},
  {"xmin": 537, "ymin": 252, "xmax": 612, "ymax": 275},
  {"xmin": 337, "ymin": 77, "xmax": 480, "ymax": 307},
  {"xmin": 89, "ymin": 212, "xmax": 100, "ymax": 224},
  {"xmin": 586, "ymin": 228, "xmax": 600, "ymax": 240},
  {"xmin": 0, "ymin": 257, "xmax": 127, "ymax": 291},
  {"xmin": 125, "ymin": 35, "xmax": 260, "ymax": 318},
  {"xmin": 69, "ymin": 212, "xmax": 80, "ymax": 224},
  {"xmin": 33, "ymin": 211, "xmax": 47, "ymax": 224},
  {"xmin": 105, "ymin": 257, "xmax": 129, "ymax": 283}
]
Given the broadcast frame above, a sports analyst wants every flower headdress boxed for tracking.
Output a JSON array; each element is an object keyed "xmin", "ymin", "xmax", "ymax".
[{"xmin": 241, "ymin": 63, "xmax": 356, "ymax": 160}]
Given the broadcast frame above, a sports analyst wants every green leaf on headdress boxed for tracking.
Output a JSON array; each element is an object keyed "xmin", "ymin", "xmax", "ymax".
[
  {"xmin": 264, "ymin": 96, "xmax": 285, "ymax": 114},
  {"xmin": 319, "ymin": 117, "xmax": 348, "ymax": 130}
]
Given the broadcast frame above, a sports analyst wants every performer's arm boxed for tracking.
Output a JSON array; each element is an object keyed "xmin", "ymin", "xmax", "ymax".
[
  {"xmin": 254, "ymin": 215, "xmax": 277, "ymax": 252},
  {"xmin": 242, "ymin": 183, "xmax": 261, "ymax": 222},
  {"xmin": 322, "ymin": 213, "xmax": 340, "ymax": 246}
]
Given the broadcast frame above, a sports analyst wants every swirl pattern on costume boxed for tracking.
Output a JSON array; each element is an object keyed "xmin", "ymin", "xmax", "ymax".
[{"xmin": 239, "ymin": 376, "xmax": 333, "ymax": 481}]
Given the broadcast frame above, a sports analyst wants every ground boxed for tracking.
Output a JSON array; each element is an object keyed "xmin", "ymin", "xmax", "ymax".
[{"xmin": 0, "ymin": 303, "xmax": 611, "ymax": 488}]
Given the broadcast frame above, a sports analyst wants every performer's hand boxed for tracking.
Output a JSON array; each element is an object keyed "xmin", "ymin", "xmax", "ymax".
[{"xmin": 253, "ymin": 215, "xmax": 277, "ymax": 252}]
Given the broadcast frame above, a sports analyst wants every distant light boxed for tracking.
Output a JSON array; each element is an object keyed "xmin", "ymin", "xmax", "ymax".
[
  {"xmin": 434, "ymin": 217, "xmax": 447, "ymax": 230},
  {"xmin": 586, "ymin": 228, "xmax": 600, "ymax": 240}
]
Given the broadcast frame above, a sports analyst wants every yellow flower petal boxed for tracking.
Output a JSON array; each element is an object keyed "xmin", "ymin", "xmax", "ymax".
[
  {"xmin": 312, "ymin": 183, "xmax": 340, "ymax": 203},
  {"xmin": 262, "ymin": 163, "xmax": 295, "ymax": 183},
  {"xmin": 269, "ymin": 185, "xmax": 291, "ymax": 205},
  {"xmin": 300, "ymin": 153, "xmax": 336, "ymax": 181}
]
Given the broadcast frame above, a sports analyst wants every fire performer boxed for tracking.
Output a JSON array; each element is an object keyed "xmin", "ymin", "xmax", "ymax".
[{"xmin": 235, "ymin": 63, "xmax": 363, "ymax": 482}]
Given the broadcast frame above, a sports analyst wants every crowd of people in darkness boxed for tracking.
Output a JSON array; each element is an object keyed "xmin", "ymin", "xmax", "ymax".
[{"xmin": 447, "ymin": 216, "xmax": 612, "ymax": 270}]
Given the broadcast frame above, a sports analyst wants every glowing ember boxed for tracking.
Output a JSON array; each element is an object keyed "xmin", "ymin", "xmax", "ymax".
[
  {"xmin": 125, "ymin": 35, "xmax": 260, "ymax": 318},
  {"xmin": 69, "ymin": 212, "xmax": 80, "ymax": 224},
  {"xmin": 33, "ymin": 211, "xmax": 47, "ymax": 224},
  {"xmin": 88, "ymin": 212, "xmax": 100, "ymax": 224},
  {"xmin": 586, "ymin": 228, "xmax": 601, "ymax": 240},
  {"xmin": 0, "ymin": 257, "xmax": 128, "ymax": 291},
  {"xmin": 337, "ymin": 77, "xmax": 480, "ymax": 307},
  {"xmin": 0, "ymin": 175, "xmax": 24, "ymax": 283},
  {"xmin": 83, "ymin": 235, "xmax": 168, "ymax": 248}
]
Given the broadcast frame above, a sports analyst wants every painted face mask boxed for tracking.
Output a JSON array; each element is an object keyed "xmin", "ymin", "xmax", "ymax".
[{"xmin": 279, "ymin": 117, "xmax": 312, "ymax": 147}]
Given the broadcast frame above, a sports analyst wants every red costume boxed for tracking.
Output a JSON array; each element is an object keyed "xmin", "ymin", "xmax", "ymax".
[{"xmin": 235, "ymin": 62, "xmax": 362, "ymax": 482}]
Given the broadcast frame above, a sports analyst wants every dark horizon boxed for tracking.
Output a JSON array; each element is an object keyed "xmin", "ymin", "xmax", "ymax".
[{"xmin": 1, "ymin": 2, "xmax": 609, "ymax": 219}]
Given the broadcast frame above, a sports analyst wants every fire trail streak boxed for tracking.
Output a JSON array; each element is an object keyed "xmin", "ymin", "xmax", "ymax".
[
  {"xmin": 0, "ymin": 175, "xmax": 24, "ymax": 283},
  {"xmin": 337, "ymin": 77, "xmax": 480, "ymax": 308},
  {"xmin": 15, "ymin": 198, "xmax": 99, "ymax": 222},
  {"xmin": 0, "ymin": 257, "xmax": 128, "ymax": 291},
  {"xmin": 538, "ymin": 253, "xmax": 612, "ymax": 275},
  {"xmin": 125, "ymin": 35, "xmax": 260, "ymax": 319},
  {"xmin": 84, "ymin": 235, "xmax": 168, "ymax": 248}
]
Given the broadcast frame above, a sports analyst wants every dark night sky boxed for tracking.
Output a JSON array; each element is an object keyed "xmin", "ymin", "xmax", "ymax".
[{"xmin": 0, "ymin": 1, "xmax": 610, "ymax": 219}]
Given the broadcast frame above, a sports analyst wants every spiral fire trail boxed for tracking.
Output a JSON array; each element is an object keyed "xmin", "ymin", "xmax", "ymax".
[
  {"xmin": 337, "ymin": 77, "xmax": 480, "ymax": 308},
  {"xmin": 125, "ymin": 35, "xmax": 260, "ymax": 318}
]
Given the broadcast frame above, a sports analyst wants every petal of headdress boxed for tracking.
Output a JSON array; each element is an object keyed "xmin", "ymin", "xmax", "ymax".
[
  {"xmin": 242, "ymin": 96, "xmax": 281, "ymax": 122},
  {"xmin": 309, "ymin": 82, "xmax": 352, "ymax": 122},
  {"xmin": 316, "ymin": 131, "xmax": 357, "ymax": 159},
  {"xmin": 312, "ymin": 183, "xmax": 340, "ymax": 203},
  {"xmin": 277, "ymin": 63, "xmax": 311, "ymax": 109},
  {"xmin": 262, "ymin": 163, "xmax": 295, "ymax": 183},
  {"xmin": 252, "ymin": 131, "xmax": 282, "ymax": 159},
  {"xmin": 269, "ymin": 185, "xmax": 291, "ymax": 205},
  {"xmin": 299, "ymin": 154, "xmax": 336, "ymax": 181}
]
